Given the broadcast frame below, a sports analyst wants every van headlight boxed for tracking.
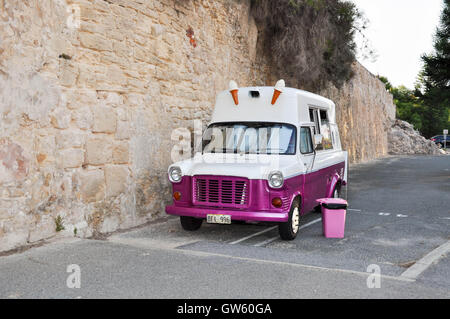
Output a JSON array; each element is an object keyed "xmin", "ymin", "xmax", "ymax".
[
  {"xmin": 268, "ymin": 171, "xmax": 284, "ymax": 189},
  {"xmin": 169, "ymin": 166, "xmax": 182, "ymax": 183}
]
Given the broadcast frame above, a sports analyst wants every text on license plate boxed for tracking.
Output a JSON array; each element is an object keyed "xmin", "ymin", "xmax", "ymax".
[{"xmin": 207, "ymin": 214, "xmax": 231, "ymax": 224}]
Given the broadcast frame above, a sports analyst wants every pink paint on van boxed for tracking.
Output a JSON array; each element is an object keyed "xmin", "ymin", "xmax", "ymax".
[{"xmin": 165, "ymin": 162, "xmax": 345, "ymax": 222}]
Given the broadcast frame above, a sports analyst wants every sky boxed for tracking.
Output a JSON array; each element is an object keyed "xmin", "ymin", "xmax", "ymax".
[{"xmin": 350, "ymin": 0, "xmax": 443, "ymax": 89}]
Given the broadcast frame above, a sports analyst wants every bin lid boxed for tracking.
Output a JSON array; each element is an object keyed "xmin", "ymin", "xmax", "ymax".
[{"xmin": 316, "ymin": 198, "xmax": 348, "ymax": 209}]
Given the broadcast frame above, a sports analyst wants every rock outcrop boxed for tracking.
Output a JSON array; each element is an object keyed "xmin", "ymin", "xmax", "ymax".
[{"xmin": 388, "ymin": 120, "xmax": 441, "ymax": 155}]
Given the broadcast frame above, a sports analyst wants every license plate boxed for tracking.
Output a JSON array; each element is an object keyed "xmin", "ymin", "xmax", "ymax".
[{"xmin": 207, "ymin": 214, "xmax": 231, "ymax": 224}]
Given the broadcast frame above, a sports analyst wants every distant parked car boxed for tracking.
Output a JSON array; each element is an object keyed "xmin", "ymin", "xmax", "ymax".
[{"xmin": 431, "ymin": 135, "xmax": 450, "ymax": 148}]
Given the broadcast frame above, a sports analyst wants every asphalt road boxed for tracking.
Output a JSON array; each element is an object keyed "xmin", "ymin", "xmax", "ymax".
[{"xmin": 0, "ymin": 155, "xmax": 449, "ymax": 298}]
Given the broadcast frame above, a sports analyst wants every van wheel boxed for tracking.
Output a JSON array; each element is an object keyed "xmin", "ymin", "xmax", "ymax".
[
  {"xmin": 180, "ymin": 216, "xmax": 203, "ymax": 231},
  {"xmin": 279, "ymin": 199, "xmax": 300, "ymax": 240}
]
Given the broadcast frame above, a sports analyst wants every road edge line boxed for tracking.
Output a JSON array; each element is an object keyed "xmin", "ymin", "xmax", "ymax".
[{"xmin": 400, "ymin": 240, "xmax": 450, "ymax": 280}]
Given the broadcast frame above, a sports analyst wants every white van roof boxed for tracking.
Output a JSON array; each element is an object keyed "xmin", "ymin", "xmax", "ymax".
[{"xmin": 210, "ymin": 86, "xmax": 336, "ymax": 126}]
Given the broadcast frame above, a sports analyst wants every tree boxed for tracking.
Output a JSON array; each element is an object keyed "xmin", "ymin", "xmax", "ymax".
[
  {"xmin": 250, "ymin": 0, "xmax": 371, "ymax": 91},
  {"xmin": 378, "ymin": 76, "xmax": 426, "ymax": 132},
  {"xmin": 419, "ymin": 0, "xmax": 450, "ymax": 138}
]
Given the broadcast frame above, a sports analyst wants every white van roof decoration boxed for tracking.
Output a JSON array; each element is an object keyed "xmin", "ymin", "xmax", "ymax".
[
  {"xmin": 271, "ymin": 79, "xmax": 285, "ymax": 105},
  {"xmin": 229, "ymin": 80, "xmax": 239, "ymax": 106}
]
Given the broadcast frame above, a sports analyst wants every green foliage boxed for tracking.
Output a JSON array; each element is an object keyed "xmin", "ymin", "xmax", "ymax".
[
  {"xmin": 379, "ymin": 76, "xmax": 426, "ymax": 132},
  {"xmin": 419, "ymin": 0, "xmax": 450, "ymax": 137},
  {"xmin": 55, "ymin": 215, "xmax": 65, "ymax": 232},
  {"xmin": 251, "ymin": 0, "xmax": 369, "ymax": 91}
]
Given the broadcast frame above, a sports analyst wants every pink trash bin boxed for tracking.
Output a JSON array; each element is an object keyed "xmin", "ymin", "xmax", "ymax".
[{"xmin": 316, "ymin": 198, "xmax": 348, "ymax": 238}]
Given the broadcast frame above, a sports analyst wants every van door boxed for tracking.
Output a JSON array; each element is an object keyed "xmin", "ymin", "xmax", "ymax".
[
  {"xmin": 306, "ymin": 107, "xmax": 334, "ymax": 208},
  {"xmin": 299, "ymin": 126, "xmax": 320, "ymax": 213}
]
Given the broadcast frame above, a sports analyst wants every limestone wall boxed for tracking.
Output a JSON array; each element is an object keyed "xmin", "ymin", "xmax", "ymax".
[
  {"xmin": 320, "ymin": 62, "xmax": 396, "ymax": 163},
  {"xmin": 0, "ymin": 0, "xmax": 394, "ymax": 252}
]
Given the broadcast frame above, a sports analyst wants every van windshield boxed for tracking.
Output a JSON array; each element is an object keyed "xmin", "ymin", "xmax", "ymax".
[{"xmin": 202, "ymin": 122, "xmax": 296, "ymax": 155}]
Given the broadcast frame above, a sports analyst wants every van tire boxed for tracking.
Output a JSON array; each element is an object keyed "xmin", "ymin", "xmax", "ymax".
[
  {"xmin": 333, "ymin": 183, "xmax": 342, "ymax": 198},
  {"xmin": 180, "ymin": 216, "xmax": 203, "ymax": 231},
  {"xmin": 279, "ymin": 199, "xmax": 300, "ymax": 240}
]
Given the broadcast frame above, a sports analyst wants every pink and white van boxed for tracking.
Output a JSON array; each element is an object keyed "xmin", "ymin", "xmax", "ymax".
[{"xmin": 165, "ymin": 80, "xmax": 348, "ymax": 240}]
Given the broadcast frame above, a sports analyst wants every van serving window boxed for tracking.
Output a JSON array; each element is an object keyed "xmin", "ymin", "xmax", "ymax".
[
  {"xmin": 309, "ymin": 107, "xmax": 324, "ymax": 150},
  {"xmin": 320, "ymin": 110, "xmax": 328, "ymax": 124},
  {"xmin": 202, "ymin": 122, "xmax": 297, "ymax": 155},
  {"xmin": 318, "ymin": 110, "xmax": 333, "ymax": 150},
  {"xmin": 309, "ymin": 108, "xmax": 321, "ymax": 135}
]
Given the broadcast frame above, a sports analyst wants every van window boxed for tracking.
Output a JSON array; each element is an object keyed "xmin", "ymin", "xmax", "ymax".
[
  {"xmin": 202, "ymin": 122, "xmax": 297, "ymax": 155},
  {"xmin": 309, "ymin": 108, "xmax": 321, "ymax": 134},
  {"xmin": 330, "ymin": 123, "xmax": 341, "ymax": 150},
  {"xmin": 300, "ymin": 127, "xmax": 314, "ymax": 154},
  {"xmin": 309, "ymin": 107, "xmax": 323, "ymax": 150},
  {"xmin": 320, "ymin": 110, "xmax": 328, "ymax": 124},
  {"xmin": 318, "ymin": 110, "xmax": 333, "ymax": 150},
  {"xmin": 309, "ymin": 109, "xmax": 315, "ymax": 123}
]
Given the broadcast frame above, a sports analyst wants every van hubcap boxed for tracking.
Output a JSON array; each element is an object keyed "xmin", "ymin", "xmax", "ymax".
[{"xmin": 292, "ymin": 207, "xmax": 300, "ymax": 233}]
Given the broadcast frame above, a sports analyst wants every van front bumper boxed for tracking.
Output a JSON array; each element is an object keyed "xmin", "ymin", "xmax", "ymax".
[{"xmin": 165, "ymin": 205, "xmax": 289, "ymax": 223}]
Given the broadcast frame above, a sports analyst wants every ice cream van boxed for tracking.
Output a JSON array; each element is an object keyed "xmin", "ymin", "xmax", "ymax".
[{"xmin": 165, "ymin": 80, "xmax": 348, "ymax": 240}]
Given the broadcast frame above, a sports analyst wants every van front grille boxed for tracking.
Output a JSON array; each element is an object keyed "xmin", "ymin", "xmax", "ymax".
[{"xmin": 193, "ymin": 176, "xmax": 249, "ymax": 208}]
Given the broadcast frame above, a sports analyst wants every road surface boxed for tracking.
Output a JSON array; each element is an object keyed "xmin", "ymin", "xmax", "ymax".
[{"xmin": 0, "ymin": 155, "xmax": 449, "ymax": 298}]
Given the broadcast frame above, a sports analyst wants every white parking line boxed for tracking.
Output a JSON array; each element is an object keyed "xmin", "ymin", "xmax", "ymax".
[
  {"xmin": 400, "ymin": 240, "xmax": 450, "ymax": 280},
  {"xmin": 229, "ymin": 226, "xmax": 278, "ymax": 245},
  {"xmin": 349, "ymin": 209, "xmax": 414, "ymax": 218},
  {"xmin": 254, "ymin": 218, "xmax": 322, "ymax": 247},
  {"xmin": 253, "ymin": 237, "xmax": 279, "ymax": 247},
  {"xmin": 107, "ymin": 236, "xmax": 414, "ymax": 283}
]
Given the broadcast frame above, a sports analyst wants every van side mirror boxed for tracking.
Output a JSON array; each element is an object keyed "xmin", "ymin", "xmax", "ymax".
[{"xmin": 313, "ymin": 134, "xmax": 323, "ymax": 147}]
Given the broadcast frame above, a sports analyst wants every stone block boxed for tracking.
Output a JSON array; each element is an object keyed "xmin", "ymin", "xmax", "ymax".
[
  {"xmin": 115, "ymin": 121, "xmax": 131, "ymax": 140},
  {"xmin": 105, "ymin": 165, "xmax": 129, "ymax": 197},
  {"xmin": 85, "ymin": 136, "xmax": 113, "ymax": 165},
  {"xmin": 50, "ymin": 107, "xmax": 71, "ymax": 129},
  {"xmin": 56, "ymin": 131, "xmax": 85, "ymax": 149},
  {"xmin": 79, "ymin": 32, "xmax": 113, "ymax": 51},
  {"xmin": 78, "ymin": 169, "xmax": 105, "ymax": 203},
  {"xmin": 58, "ymin": 148, "xmax": 84, "ymax": 169},
  {"xmin": 151, "ymin": 24, "xmax": 165, "ymax": 37},
  {"xmin": 92, "ymin": 105, "xmax": 117, "ymax": 133},
  {"xmin": 112, "ymin": 142, "xmax": 129, "ymax": 164},
  {"xmin": 72, "ymin": 107, "xmax": 93, "ymax": 130},
  {"xmin": 28, "ymin": 214, "xmax": 56, "ymax": 243}
]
